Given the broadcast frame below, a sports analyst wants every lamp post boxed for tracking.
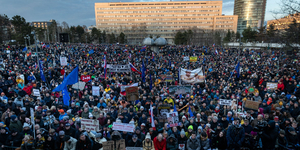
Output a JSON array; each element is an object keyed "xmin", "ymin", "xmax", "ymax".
[
  {"xmin": 24, "ymin": 36, "xmax": 27, "ymax": 48},
  {"xmin": 31, "ymin": 31, "xmax": 39, "ymax": 68},
  {"xmin": 27, "ymin": 35, "xmax": 31, "ymax": 50}
]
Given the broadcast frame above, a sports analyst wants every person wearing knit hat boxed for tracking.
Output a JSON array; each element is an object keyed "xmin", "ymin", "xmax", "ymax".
[
  {"xmin": 180, "ymin": 129, "xmax": 185, "ymax": 135},
  {"xmin": 185, "ymin": 125, "xmax": 194, "ymax": 138}
]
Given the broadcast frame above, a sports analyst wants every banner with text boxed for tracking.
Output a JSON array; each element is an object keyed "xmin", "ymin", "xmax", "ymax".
[
  {"xmin": 60, "ymin": 57, "xmax": 67, "ymax": 66},
  {"xmin": 112, "ymin": 122, "xmax": 135, "ymax": 132},
  {"xmin": 180, "ymin": 68, "xmax": 205, "ymax": 84},
  {"xmin": 168, "ymin": 86, "xmax": 192, "ymax": 95},
  {"xmin": 167, "ymin": 111, "xmax": 181, "ymax": 127},
  {"xmin": 219, "ymin": 99, "xmax": 232, "ymax": 106},
  {"xmin": 92, "ymin": 86, "xmax": 100, "ymax": 96},
  {"xmin": 81, "ymin": 118, "xmax": 99, "ymax": 132},
  {"xmin": 108, "ymin": 64, "xmax": 131, "ymax": 72}
]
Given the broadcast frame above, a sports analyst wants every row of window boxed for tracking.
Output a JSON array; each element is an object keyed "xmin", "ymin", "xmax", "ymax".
[
  {"xmin": 97, "ymin": 5, "xmax": 220, "ymax": 10},
  {"xmin": 97, "ymin": 17, "xmax": 219, "ymax": 22},
  {"xmin": 97, "ymin": 13, "xmax": 219, "ymax": 18},
  {"xmin": 97, "ymin": 9, "xmax": 220, "ymax": 14}
]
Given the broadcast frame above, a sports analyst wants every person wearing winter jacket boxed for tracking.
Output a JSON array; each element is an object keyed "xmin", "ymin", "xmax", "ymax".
[
  {"xmin": 178, "ymin": 129, "xmax": 188, "ymax": 149},
  {"xmin": 128, "ymin": 134, "xmax": 143, "ymax": 147},
  {"xmin": 166, "ymin": 134, "xmax": 178, "ymax": 150},
  {"xmin": 212, "ymin": 131, "xmax": 227, "ymax": 150},
  {"xmin": 261, "ymin": 120, "xmax": 278, "ymax": 149},
  {"xmin": 200, "ymin": 132, "xmax": 210, "ymax": 150},
  {"xmin": 276, "ymin": 130, "xmax": 289, "ymax": 149},
  {"xmin": 153, "ymin": 134, "xmax": 166, "ymax": 150},
  {"xmin": 187, "ymin": 131, "xmax": 201, "ymax": 150},
  {"xmin": 143, "ymin": 132, "xmax": 154, "ymax": 150},
  {"xmin": 286, "ymin": 127, "xmax": 300, "ymax": 149},
  {"xmin": 226, "ymin": 118, "xmax": 245, "ymax": 150},
  {"xmin": 76, "ymin": 134, "xmax": 92, "ymax": 150},
  {"xmin": 63, "ymin": 135, "xmax": 77, "ymax": 150}
]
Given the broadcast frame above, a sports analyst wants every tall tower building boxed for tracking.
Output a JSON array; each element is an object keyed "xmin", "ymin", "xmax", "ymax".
[{"xmin": 234, "ymin": 0, "xmax": 267, "ymax": 33}]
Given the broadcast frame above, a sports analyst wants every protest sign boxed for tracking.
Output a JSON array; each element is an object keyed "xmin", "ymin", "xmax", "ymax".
[
  {"xmin": 165, "ymin": 75, "xmax": 173, "ymax": 82},
  {"xmin": 120, "ymin": 83, "xmax": 138, "ymax": 96},
  {"xmin": 167, "ymin": 112, "xmax": 180, "ymax": 127},
  {"xmin": 103, "ymin": 141, "xmax": 114, "ymax": 150},
  {"xmin": 244, "ymin": 100, "xmax": 260, "ymax": 110},
  {"xmin": 81, "ymin": 118, "xmax": 99, "ymax": 132},
  {"xmin": 116, "ymin": 139, "xmax": 126, "ymax": 150},
  {"xmin": 157, "ymin": 104, "xmax": 169, "ymax": 122},
  {"xmin": 180, "ymin": 68, "xmax": 205, "ymax": 84},
  {"xmin": 168, "ymin": 86, "xmax": 192, "ymax": 95},
  {"xmin": 183, "ymin": 56, "xmax": 189, "ymax": 61},
  {"xmin": 126, "ymin": 148, "xmax": 143, "ymax": 150},
  {"xmin": 33, "ymin": 89, "xmax": 40, "ymax": 96},
  {"xmin": 112, "ymin": 122, "xmax": 135, "ymax": 132},
  {"xmin": 72, "ymin": 81, "xmax": 86, "ymax": 90},
  {"xmin": 219, "ymin": 99, "xmax": 232, "ymax": 106},
  {"xmin": 179, "ymin": 144, "xmax": 185, "ymax": 150},
  {"xmin": 80, "ymin": 75, "xmax": 91, "ymax": 82},
  {"xmin": 125, "ymin": 87, "xmax": 139, "ymax": 101},
  {"xmin": 189, "ymin": 56, "xmax": 197, "ymax": 62},
  {"xmin": 107, "ymin": 64, "xmax": 130, "ymax": 72},
  {"xmin": 266, "ymin": 82, "xmax": 277, "ymax": 90},
  {"xmin": 60, "ymin": 57, "xmax": 67, "ymax": 66},
  {"xmin": 92, "ymin": 86, "xmax": 100, "ymax": 96}
]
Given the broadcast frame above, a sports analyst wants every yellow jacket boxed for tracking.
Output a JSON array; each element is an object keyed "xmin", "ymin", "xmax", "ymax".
[{"xmin": 164, "ymin": 98, "xmax": 174, "ymax": 106}]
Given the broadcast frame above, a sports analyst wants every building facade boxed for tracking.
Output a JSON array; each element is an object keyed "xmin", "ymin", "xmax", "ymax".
[
  {"xmin": 267, "ymin": 13, "xmax": 300, "ymax": 30},
  {"xmin": 95, "ymin": 1, "xmax": 238, "ymax": 44},
  {"xmin": 234, "ymin": 0, "xmax": 267, "ymax": 33}
]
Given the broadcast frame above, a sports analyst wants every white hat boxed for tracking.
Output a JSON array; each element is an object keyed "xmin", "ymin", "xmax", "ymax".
[
  {"xmin": 145, "ymin": 132, "xmax": 151, "ymax": 139},
  {"xmin": 182, "ymin": 116, "xmax": 187, "ymax": 119},
  {"xmin": 23, "ymin": 123, "xmax": 31, "ymax": 128}
]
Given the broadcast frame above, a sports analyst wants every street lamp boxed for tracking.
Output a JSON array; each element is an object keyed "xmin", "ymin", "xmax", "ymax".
[
  {"xmin": 26, "ymin": 35, "xmax": 31, "ymax": 49},
  {"xmin": 24, "ymin": 36, "xmax": 27, "ymax": 48},
  {"xmin": 31, "ymin": 31, "xmax": 39, "ymax": 67}
]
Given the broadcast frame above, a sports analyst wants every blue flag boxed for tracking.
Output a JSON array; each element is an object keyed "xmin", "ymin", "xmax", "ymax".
[
  {"xmin": 149, "ymin": 74, "xmax": 152, "ymax": 90},
  {"xmin": 53, "ymin": 66, "xmax": 79, "ymax": 92},
  {"xmin": 235, "ymin": 62, "xmax": 240, "ymax": 78},
  {"xmin": 173, "ymin": 103, "xmax": 177, "ymax": 112},
  {"xmin": 23, "ymin": 47, "xmax": 27, "ymax": 51},
  {"xmin": 142, "ymin": 59, "xmax": 146, "ymax": 82},
  {"xmin": 88, "ymin": 49, "xmax": 94, "ymax": 55},
  {"xmin": 39, "ymin": 60, "xmax": 46, "ymax": 82},
  {"xmin": 189, "ymin": 106, "xmax": 194, "ymax": 118},
  {"xmin": 62, "ymin": 81, "xmax": 70, "ymax": 106},
  {"xmin": 169, "ymin": 59, "xmax": 171, "ymax": 67}
]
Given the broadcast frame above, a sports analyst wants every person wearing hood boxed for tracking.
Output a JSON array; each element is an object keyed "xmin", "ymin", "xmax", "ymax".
[
  {"xmin": 286, "ymin": 127, "xmax": 299, "ymax": 149},
  {"xmin": 6, "ymin": 129, "xmax": 23, "ymax": 147},
  {"xmin": 276, "ymin": 129, "xmax": 289, "ymax": 149},
  {"xmin": 135, "ymin": 126, "xmax": 146, "ymax": 141},
  {"xmin": 143, "ymin": 132, "xmax": 154, "ymax": 150},
  {"xmin": 63, "ymin": 135, "xmax": 77, "ymax": 150},
  {"xmin": 58, "ymin": 109, "xmax": 67, "ymax": 121},
  {"xmin": 0, "ymin": 127, "xmax": 10, "ymax": 149},
  {"xmin": 90, "ymin": 132, "xmax": 107, "ymax": 150},
  {"xmin": 166, "ymin": 134, "xmax": 178, "ymax": 150},
  {"xmin": 200, "ymin": 132, "xmax": 210, "ymax": 150},
  {"xmin": 9, "ymin": 115, "xmax": 23, "ymax": 132},
  {"xmin": 153, "ymin": 133, "xmax": 166, "ymax": 150},
  {"xmin": 187, "ymin": 131, "xmax": 201, "ymax": 150},
  {"xmin": 76, "ymin": 133, "xmax": 92, "ymax": 150},
  {"xmin": 226, "ymin": 118, "xmax": 245, "ymax": 150},
  {"xmin": 128, "ymin": 134, "xmax": 143, "ymax": 147},
  {"xmin": 212, "ymin": 131, "xmax": 227, "ymax": 150},
  {"xmin": 261, "ymin": 120, "xmax": 278, "ymax": 149},
  {"xmin": 260, "ymin": 100, "xmax": 271, "ymax": 114}
]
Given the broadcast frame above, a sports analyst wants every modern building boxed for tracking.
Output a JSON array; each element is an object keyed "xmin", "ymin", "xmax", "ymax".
[
  {"xmin": 30, "ymin": 21, "xmax": 52, "ymax": 29},
  {"xmin": 234, "ymin": 0, "xmax": 267, "ymax": 33},
  {"xmin": 267, "ymin": 13, "xmax": 300, "ymax": 30},
  {"xmin": 95, "ymin": 1, "xmax": 238, "ymax": 44}
]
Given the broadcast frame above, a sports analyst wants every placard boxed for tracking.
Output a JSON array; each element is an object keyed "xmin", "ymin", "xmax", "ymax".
[
  {"xmin": 119, "ymin": 83, "xmax": 138, "ymax": 96},
  {"xmin": 219, "ymin": 99, "xmax": 232, "ymax": 106},
  {"xmin": 167, "ymin": 112, "xmax": 181, "ymax": 127},
  {"xmin": 179, "ymin": 144, "xmax": 185, "ymax": 150},
  {"xmin": 183, "ymin": 56, "xmax": 189, "ymax": 61},
  {"xmin": 165, "ymin": 75, "xmax": 173, "ymax": 82},
  {"xmin": 81, "ymin": 118, "xmax": 99, "ymax": 132},
  {"xmin": 81, "ymin": 75, "xmax": 91, "ymax": 82},
  {"xmin": 33, "ymin": 89, "xmax": 40, "ymax": 96},
  {"xmin": 180, "ymin": 68, "xmax": 205, "ymax": 84},
  {"xmin": 107, "ymin": 64, "xmax": 130, "ymax": 72},
  {"xmin": 125, "ymin": 87, "xmax": 139, "ymax": 101},
  {"xmin": 72, "ymin": 81, "xmax": 86, "ymax": 90},
  {"xmin": 168, "ymin": 86, "xmax": 192, "ymax": 95},
  {"xmin": 60, "ymin": 57, "xmax": 67, "ymax": 66},
  {"xmin": 103, "ymin": 141, "xmax": 114, "ymax": 150},
  {"xmin": 189, "ymin": 56, "xmax": 197, "ymax": 62},
  {"xmin": 244, "ymin": 100, "xmax": 260, "ymax": 110},
  {"xmin": 116, "ymin": 139, "xmax": 126, "ymax": 150},
  {"xmin": 157, "ymin": 104, "xmax": 169, "ymax": 122},
  {"xmin": 92, "ymin": 86, "xmax": 100, "ymax": 96},
  {"xmin": 112, "ymin": 122, "xmax": 135, "ymax": 132},
  {"xmin": 266, "ymin": 82, "xmax": 277, "ymax": 90}
]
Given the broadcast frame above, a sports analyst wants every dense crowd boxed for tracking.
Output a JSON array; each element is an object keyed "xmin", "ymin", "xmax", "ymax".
[{"xmin": 0, "ymin": 43, "xmax": 299, "ymax": 150}]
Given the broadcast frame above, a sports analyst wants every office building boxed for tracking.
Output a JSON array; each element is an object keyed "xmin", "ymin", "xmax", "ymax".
[
  {"xmin": 234, "ymin": 0, "xmax": 267, "ymax": 33},
  {"xmin": 267, "ymin": 13, "xmax": 300, "ymax": 30},
  {"xmin": 95, "ymin": 1, "xmax": 238, "ymax": 44}
]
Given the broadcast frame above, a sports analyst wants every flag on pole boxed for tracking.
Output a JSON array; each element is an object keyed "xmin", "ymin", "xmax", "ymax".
[
  {"xmin": 169, "ymin": 59, "xmax": 171, "ymax": 67},
  {"xmin": 129, "ymin": 63, "xmax": 142, "ymax": 75},
  {"xmin": 53, "ymin": 66, "xmax": 79, "ymax": 92},
  {"xmin": 88, "ymin": 49, "xmax": 94, "ymax": 55},
  {"xmin": 150, "ymin": 104, "xmax": 156, "ymax": 131},
  {"xmin": 142, "ymin": 59, "xmax": 146, "ymax": 82},
  {"xmin": 39, "ymin": 60, "xmax": 46, "ymax": 82},
  {"xmin": 104, "ymin": 55, "xmax": 107, "ymax": 78},
  {"xmin": 173, "ymin": 103, "xmax": 177, "ymax": 112},
  {"xmin": 188, "ymin": 106, "xmax": 194, "ymax": 118},
  {"xmin": 62, "ymin": 75, "xmax": 70, "ymax": 106},
  {"xmin": 235, "ymin": 62, "xmax": 240, "ymax": 78},
  {"xmin": 23, "ymin": 47, "xmax": 27, "ymax": 51},
  {"xmin": 141, "ymin": 46, "xmax": 146, "ymax": 52},
  {"xmin": 152, "ymin": 52, "xmax": 155, "ymax": 62}
]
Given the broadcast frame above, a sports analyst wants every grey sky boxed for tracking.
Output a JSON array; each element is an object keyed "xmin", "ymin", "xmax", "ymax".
[{"xmin": 0, "ymin": 0, "xmax": 283, "ymax": 27}]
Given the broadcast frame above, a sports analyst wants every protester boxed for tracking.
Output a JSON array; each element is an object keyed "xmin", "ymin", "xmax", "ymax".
[{"xmin": 0, "ymin": 43, "xmax": 299, "ymax": 150}]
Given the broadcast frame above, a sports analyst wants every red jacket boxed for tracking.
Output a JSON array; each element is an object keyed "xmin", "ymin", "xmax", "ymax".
[
  {"xmin": 153, "ymin": 137, "xmax": 166, "ymax": 150},
  {"xmin": 278, "ymin": 83, "xmax": 284, "ymax": 91}
]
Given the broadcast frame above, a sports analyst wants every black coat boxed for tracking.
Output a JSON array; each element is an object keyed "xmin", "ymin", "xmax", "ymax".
[
  {"xmin": 76, "ymin": 139, "xmax": 92, "ymax": 150},
  {"xmin": 261, "ymin": 121, "xmax": 278, "ymax": 149},
  {"xmin": 127, "ymin": 139, "xmax": 143, "ymax": 147},
  {"xmin": 6, "ymin": 133, "xmax": 23, "ymax": 147}
]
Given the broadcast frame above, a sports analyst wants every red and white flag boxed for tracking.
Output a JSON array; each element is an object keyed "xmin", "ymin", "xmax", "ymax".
[
  {"xmin": 119, "ymin": 83, "xmax": 138, "ymax": 96},
  {"xmin": 150, "ymin": 104, "xmax": 156, "ymax": 131}
]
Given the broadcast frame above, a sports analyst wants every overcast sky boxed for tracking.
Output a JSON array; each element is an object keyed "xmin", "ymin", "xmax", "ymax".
[{"xmin": 1, "ymin": 0, "xmax": 283, "ymax": 27}]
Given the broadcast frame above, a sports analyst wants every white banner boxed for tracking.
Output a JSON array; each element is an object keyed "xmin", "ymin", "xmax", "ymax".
[
  {"xmin": 112, "ymin": 122, "xmax": 135, "ymax": 132},
  {"xmin": 180, "ymin": 68, "xmax": 205, "ymax": 84},
  {"xmin": 92, "ymin": 86, "xmax": 100, "ymax": 96},
  {"xmin": 81, "ymin": 118, "xmax": 99, "ymax": 132},
  {"xmin": 219, "ymin": 99, "xmax": 232, "ymax": 106},
  {"xmin": 72, "ymin": 81, "xmax": 86, "ymax": 90},
  {"xmin": 183, "ymin": 56, "xmax": 189, "ymax": 61},
  {"xmin": 107, "ymin": 64, "xmax": 130, "ymax": 72},
  {"xmin": 60, "ymin": 57, "xmax": 67, "ymax": 66},
  {"xmin": 33, "ymin": 89, "xmax": 40, "ymax": 96},
  {"xmin": 167, "ymin": 112, "xmax": 181, "ymax": 127}
]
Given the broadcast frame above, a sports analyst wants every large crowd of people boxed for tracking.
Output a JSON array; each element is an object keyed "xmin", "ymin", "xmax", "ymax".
[{"xmin": 0, "ymin": 43, "xmax": 299, "ymax": 150}]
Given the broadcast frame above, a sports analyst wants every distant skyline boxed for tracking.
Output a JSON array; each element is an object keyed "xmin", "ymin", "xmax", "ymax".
[{"xmin": 1, "ymin": 0, "xmax": 284, "ymax": 27}]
